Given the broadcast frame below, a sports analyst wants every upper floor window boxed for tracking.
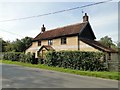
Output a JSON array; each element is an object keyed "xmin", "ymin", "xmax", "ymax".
[
  {"xmin": 48, "ymin": 39, "xmax": 53, "ymax": 45},
  {"xmin": 38, "ymin": 41, "xmax": 41, "ymax": 46},
  {"xmin": 61, "ymin": 37, "xmax": 67, "ymax": 45}
]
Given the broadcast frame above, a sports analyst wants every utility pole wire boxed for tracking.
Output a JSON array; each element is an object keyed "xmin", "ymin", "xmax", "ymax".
[
  {"xmin": 0, "ymin": 28, "xmax": 24, "ymax": 37},
  {"xmin": 0, "ymin": 0, "xmax": 112, "ymax": 39},
  {"xmin": 0, "ymin": 0, "xmax": 112, "ymax": 22}
]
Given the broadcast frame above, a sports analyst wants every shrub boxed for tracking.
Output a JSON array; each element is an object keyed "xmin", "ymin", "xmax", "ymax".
[
  {"xmin": 38, "ymin": 58, "xmax": 44, "ymax": 64},
  {"xmin": 45, "ymin": 51, "xmax": 107, "ymax": 71},
  {"xmin": 2, "ymin": 52, "xmax": 35, "ymax": 64},
  {"xmin": 3, "ymin": 52, "xmax": 21, "ymax": 61}
]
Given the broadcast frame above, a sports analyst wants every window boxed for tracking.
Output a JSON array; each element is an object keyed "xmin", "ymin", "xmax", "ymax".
[
  {"xmin": 38, "ymin": 41, "xmax": 41, "ymax": 46},
  {"xmin": 48, "ymin": 39, "xmax": 53, "ymax": 45},
  {"xmin": 61, "ymin": 37, "xmax": 67, "ymax": 45},
  {"xmin": 108, "ymin": 53, "xmax": 111, "ymax": 60}
]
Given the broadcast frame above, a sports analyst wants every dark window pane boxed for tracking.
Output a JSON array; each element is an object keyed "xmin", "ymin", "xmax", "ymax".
[
  {"xmin": 38, "ymin": 41, "xmax": 41, "ymax": 46},
  {"xmin": 61, "ymin": 37, "xmax": 67, "ymax": 45}
]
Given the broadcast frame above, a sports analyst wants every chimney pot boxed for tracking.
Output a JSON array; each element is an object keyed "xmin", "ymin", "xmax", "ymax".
[
  {"xmin": 41, "ymin": 24, "xmax": 46, "ymax": 33},
  {"xmin": 83, "ymin": 13, "xmax": 89, "ymax": 22}
]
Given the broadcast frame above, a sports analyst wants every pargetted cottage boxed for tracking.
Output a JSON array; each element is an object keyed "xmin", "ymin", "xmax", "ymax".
[{"xmin": 26, "ymin": 13, "xmax": 117, "ymax": 67}]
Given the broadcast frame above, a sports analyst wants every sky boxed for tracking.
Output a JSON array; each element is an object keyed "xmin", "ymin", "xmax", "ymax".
[{"xmin": 0, "ymin": 0, "xmax": 119, "ymax": 44}]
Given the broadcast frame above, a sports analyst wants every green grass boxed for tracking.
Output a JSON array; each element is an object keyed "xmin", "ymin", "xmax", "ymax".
[{"xmin": 1, "ymin": 60, "xmax": 119, "ymax": 80}]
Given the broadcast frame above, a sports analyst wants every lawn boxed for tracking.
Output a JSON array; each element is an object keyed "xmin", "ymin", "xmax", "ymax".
[{"xmin": 1, "ymin": 60, "xmax": 119, "ymax": 80}]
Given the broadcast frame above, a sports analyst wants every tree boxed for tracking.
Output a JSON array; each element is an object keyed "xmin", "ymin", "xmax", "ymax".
[
  {"xmin": 13, "ymin": 37, "xmax": 33, "ymax": 52},
  {"xmin": 1, "ymin": 39, "xmax": 11, "ymax": 52},
  {"xmin": 5, "ymin": 42, "xmax": 14, "ymax": 52},
  {"xmin": 21, "ymin": 37, "xmax": 33, "ymax": 52},
  {"xmin": 1, "ymin": 39, "xmax": 6, "ymax": 52},
  {"xmin": 13, "ymin": 39, "xmax": 23, "ymax": 52},
  {"xmin": 2, "ymin": 36, "xmax": 33, "ymax": 52},
  {"xmin": 99, "ymin": 36, "xmax": 117, "ymax": 49}
]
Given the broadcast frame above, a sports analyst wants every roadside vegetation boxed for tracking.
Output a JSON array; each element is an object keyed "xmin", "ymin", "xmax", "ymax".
[
  {"xmin": 45, "ymin": 51, "xmax": 107, "ymax": 71},
  {"xmin": 1, "ymin": 36, "xmax": 119, "ymax": 80},
  {"xmin": 2, "ymin": 51, "xmax": 107, "ymax": 71},
  {"xmin": 1, "ymin": 60, "xmax": 119, "ymax": 80}
]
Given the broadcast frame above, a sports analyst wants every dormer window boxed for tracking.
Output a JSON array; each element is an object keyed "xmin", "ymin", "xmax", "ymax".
[
  {"xmin": 61, "ymin": 37, "xmax": 67, "ymax": 45},
  {"xmin": 48, "ymin": 39, "xmax": 53, "ymax": 45}
]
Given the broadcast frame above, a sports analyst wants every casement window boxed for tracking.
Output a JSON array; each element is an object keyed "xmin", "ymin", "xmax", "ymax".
[
  {"xmin": 61, "ymin": 37, "xmax": 67, "ymax": 45},
  {"xmin": 108, "ymin": 53, "xmax": 111, "ymax": 60},
  {"xmin": 48, "ymin": 39, "xmax": 53, "ymax": 45},
  {"xmin": 38, "ymin": 41, "xmax": 41, "ymax": 46}
]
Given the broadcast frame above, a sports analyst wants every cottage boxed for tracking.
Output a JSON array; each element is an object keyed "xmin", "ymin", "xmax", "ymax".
[{"xmin": 26, "ymin": 13, "xmax": 117, "ymax": 61}]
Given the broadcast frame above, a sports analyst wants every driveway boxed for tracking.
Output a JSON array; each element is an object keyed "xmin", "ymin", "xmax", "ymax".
[{"xmin": 1, "ymin": 64, "xmax": 118, "ymax": 88}]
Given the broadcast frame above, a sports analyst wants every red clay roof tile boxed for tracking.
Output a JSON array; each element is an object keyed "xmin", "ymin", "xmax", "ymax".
[
  {"xmin": 80, "ymin": 38, "xmax": 117, "ymax": 53},
  {"xmin": 33, "ymin": 22, "xmax": 87, "ymax": 41}
]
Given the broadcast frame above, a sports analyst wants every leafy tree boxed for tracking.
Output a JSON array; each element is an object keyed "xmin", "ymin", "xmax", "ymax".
[
  {"xmin": 2, "ymin": 37, "xmax": 32, "ymax": 52},
  {"xmin": 14, "ymin": 37, "xmax": 33, "ymax": 52},
  {"xmin": 1, "ymin": 39, "xmax": 6, "ymax": 52},
  {"xmin": 21, "ymin": 37, "xmax": 33, "ymax": 52},
  {"xmin": 13, "ymin": 39, "xmax": 23, "ymax": 52},
  {"xmin": 1, "ymin": 39, "xmax": 11, "ymax": 52},
  {"xmin": 5, "ymin": 42, "xmax": 15, "ymax": 52},
  {"xmin": 99, "ymin": 36, "xmax": 117, "ymax": 49}
]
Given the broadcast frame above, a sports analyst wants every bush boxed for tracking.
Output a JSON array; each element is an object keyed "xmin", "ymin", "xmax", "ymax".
[
  {"xmin": 3, "ymin": 52, "xmax": 35, "ymax": 64},
  {"xmin": 45, "ymin": 51, "xmax": 107, "ymax": 71},
  {"xmin": 38, "ymin": 58, "xmax": 44, "ymax": 64},
  {"xmin": 3, "ymin": 52, "xmax": 21, "ymax": 61}
]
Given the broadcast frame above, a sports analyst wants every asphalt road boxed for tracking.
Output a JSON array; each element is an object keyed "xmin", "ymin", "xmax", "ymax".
[{"xmin": 1, "ymin": 64, "xmax": 118, "ymax": 88}]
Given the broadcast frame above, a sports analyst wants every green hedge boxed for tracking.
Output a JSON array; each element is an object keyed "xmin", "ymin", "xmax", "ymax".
[
  {"xmin": 2, "ymin": 52, "xmax": 37, "ymax": 64},
  {"xmin": 45, "ymin": 51, "xmax": 107, "ymax": 71}
]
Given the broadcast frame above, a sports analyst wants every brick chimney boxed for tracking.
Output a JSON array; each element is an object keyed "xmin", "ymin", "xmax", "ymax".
[
  {"xmin": 83, "ymin": 13, "xmax": 89, "ymax": 22},
  {"xmin": 41, "ymin": 24, "xmax": 46, "ymax": 33}
]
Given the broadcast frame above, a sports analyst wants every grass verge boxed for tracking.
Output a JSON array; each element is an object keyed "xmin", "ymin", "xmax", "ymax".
[{"xmin": 1, "ymin": 60, "xmax": 119, "ymax": 80}]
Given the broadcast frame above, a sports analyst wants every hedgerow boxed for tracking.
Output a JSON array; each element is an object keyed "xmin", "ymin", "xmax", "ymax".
[
  {"xmin": 2, "ymin": 52, "xmax": 37, "ymax": 64},
  {"xmin": 45, "ymin": 51, "xmax": 107, "ymax": 71},
  {"xmin": 2, "ymin": 51, "xmax": 108, "ymax": 71}
]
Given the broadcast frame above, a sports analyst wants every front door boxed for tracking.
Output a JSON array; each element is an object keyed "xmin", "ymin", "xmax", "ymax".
[{"xmin": 42, "ymin": 50, "xmax": 46, "ymax": 59}]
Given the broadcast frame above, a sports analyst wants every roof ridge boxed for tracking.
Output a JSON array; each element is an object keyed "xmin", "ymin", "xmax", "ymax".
[
  {"xmin": 33, "ymin": 22, "xmax": 88, "ymax": 41},
  {"xmin": 45, "ymin": 22, "xmax": 87, "ymax": 32}
]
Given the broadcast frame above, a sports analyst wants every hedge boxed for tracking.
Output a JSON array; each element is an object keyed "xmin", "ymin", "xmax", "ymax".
[
  {"xmin": 45, "ymin": 51, "xmax": 107, "ymax": 71},
  {"xmin": 2, "ymin": 52, "xmax": 37, "ymax": 64},
  {"xmin": 2, "ymin": 51, "xmax": 108, "ymax": 71}
]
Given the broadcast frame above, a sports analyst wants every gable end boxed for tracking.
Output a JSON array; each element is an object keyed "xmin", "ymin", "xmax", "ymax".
[{"xmin": 79, "ymin": 22, "xmax": 96, "ymax": 40}]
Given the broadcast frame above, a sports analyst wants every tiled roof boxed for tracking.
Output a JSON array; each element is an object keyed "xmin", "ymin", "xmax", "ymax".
[
  {"xmin": 38, "ymin": 45, "xmax": 55, "ymax": 52},
  {"xmin": 80, "ymin": 38, "xmax": 117, "ymax": 53},
  {"xmin": 33, "ymin": 22, "xmax": 87, "ymax": 41}
]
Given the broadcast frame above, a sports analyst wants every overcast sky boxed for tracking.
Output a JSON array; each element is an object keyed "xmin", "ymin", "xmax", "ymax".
[{"xmin": 0, "ymin": 0, "xmax": 118, "ymax": 44}]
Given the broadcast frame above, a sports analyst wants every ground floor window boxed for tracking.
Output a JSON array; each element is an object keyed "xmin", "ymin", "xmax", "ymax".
[
  {"xmin": 108, "ymin": 53, "xmax": 111, "ymax": 60},
  {"xmin": 61, "ymin": 37, "xmax": 67, "ymax": 45}
]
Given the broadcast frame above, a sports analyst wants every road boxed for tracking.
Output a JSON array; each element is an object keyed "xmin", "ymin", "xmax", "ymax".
[{"xmin": 1, "ymin": 64, "xmax": 118, "ymax": 88}]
